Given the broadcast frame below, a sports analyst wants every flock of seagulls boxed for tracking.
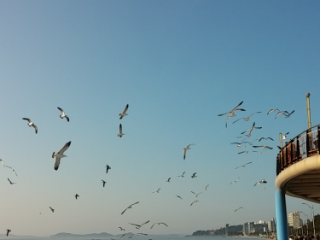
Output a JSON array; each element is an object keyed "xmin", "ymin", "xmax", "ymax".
[{"xmin": 2, "ymin": 99, "xmax": 296, "ymax": 237}]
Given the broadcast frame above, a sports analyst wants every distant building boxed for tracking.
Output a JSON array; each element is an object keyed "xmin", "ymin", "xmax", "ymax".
[
  {"xmin": 225, "ymin": 224, "xmax": 229, "ymax": 236},
  {"xmin": 268, "ymin": 218, "xmax": 276, "ymax": 233},
  {"xmin": 288, "ymin": 211, "xmax": 301, "ymax": 228},
  {"xmin": 243, "ymin": 222, "xmax": 255, "ymax": 235}
]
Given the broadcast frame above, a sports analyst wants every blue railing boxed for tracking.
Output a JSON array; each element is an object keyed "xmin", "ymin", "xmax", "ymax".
[{"xmin": 276, "ymin": 124, "xmax": 320, "ymax": 175}]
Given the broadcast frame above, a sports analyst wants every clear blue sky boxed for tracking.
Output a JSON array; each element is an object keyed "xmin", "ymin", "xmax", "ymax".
[{"xmin": 0, "ymin": 0, "xmax": 320, "ymax": 237}]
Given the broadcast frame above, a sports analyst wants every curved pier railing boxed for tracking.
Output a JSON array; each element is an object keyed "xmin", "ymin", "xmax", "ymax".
[{"xmin": 276, "ymin": 124, "xmax": 320, "ymax": 175}]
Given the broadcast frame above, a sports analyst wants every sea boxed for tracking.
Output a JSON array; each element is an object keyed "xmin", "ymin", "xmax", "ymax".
[{"xmin": 0, "ymin": 235, "xmax": 263, "ymax": 240}]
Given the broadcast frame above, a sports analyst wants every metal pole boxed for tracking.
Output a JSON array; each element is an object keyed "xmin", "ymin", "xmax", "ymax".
[
  {"xmin": 280, "ymin": 133, "xmax": 283, "ymax": 148},
  {"xmin": 276, "ymin": 189, "xmax": 288, "ymax": 240},
  {"xmin": 312, "ymin": 206, "xmax": 315, "ymax": 237},
  {"xmin": 306, "ymin": 93, "xmax": 312, "ymax": 129}
]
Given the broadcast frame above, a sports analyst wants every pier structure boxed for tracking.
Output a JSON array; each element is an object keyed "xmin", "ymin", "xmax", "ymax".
[{"xmin": 275, "ymin": 93, "xmax": 319, "ymax": 240}]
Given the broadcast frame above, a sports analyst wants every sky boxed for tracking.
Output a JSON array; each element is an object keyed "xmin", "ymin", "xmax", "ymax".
[{"xmin": 0, "ymin": 0, "xmax": 320, "ymax": 237}]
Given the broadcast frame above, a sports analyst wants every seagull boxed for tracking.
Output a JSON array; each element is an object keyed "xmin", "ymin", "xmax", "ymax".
[
  {"xmin": 177, "ymin": 171, "xmax": 185, "ymax": 177},
  {"xmin": 235, "ymin": 207, "xmax": 243, "ymax": 212},
  {"xmin": 152, "ymin": 188, "xmax": 161, "ymax": 193},
  {"xmin": 176, "ymin": 195, "xmax": 183, "ymax": 199},
  {"xmin": 258, "ymin": 137, "xmax": 274, "ymax": 142},
  {"xmin": 119, "ymin": 104, "xmax": 129, "ymax": 119},
  {"xmin": 75, "ymin": 194, "xmax": 79, "ymax": 200},
  {"xmin": 252, "ymin": 145, "xmax": 273, "ymax": 150},
  {"xmin": 230, "ymin": 138, "xmax": 249, "ymax": 147},
  {"xmin": 183, "ymin": 144, "xmax": 194, "ymax": 160},
  {"xmin": 106, "ymin": 165, "xmax": 111, "ymax": 173},
  {"xmin": 6, "ymin": 229, "xmax": 11, "ymax": 237},
  {"xmin": 235, "ymin": 162, "xmax": 252, "ymax": 169},
  {"xmin": 119, "ymin": 227, "xmax": 125, "ymax": 231},
  {"xmin": 191, "ymin": 172, "xmax": 197, "ymax": 178},
  {"xmin": 166, "ymin": 177, "xmax": 171, "ymax": 183},
  {"xmin": 129, "ymin": 220, "xmax": 150, "ymax": 229},
  {"xmin": 218, "ymin": 101, "xmax": 246, "ymax": 127},
  {"xmin": 238, "ymin": 151, "xmax": 248, "ymax": 154},
  {"xmin": 285, "ymin": 110, "xmax": 295, "ymax": 118},
  {"xmin": 117, "ymin": 124, "xmax": 124, "ymax": 137},
  {"xmin": 275, "ymin": 111, "xmax": 289, "ymax": 119},
  {"xmin": 232, "ymin": 112, "xmax": 262, "ymax": 124},
  {"xmin": 150, "ymin": 222, "xmax": 168, "ymax": 229},
  {"xmin": 240, "ymin": 122, "xmax": 262, "ymax": 138},
  {"xmin": 57, "ymin": 107, "xmax": 69, "ymax": 122},
  {"xmin": 282, "ymin": 132, "xmax": 290, "ymax": 139},
  {"xmin": 52, "ymin": 141, "xmax": 71, "ymax": 170},
  {"xmin": 121, "ymin": 201, "xmax": 139, "ymax": 215},
  {"xmin": 205, "ymin": 184, "xmax": 209, "ymax": 190},
  {"xmin": 102, "ymin": 180, "xmax": 106, "ymax": 187},
  {"xmin": 267, "ymin": 108, "xmax": 280, "ymax": 115},
  {"xmin": 191, "ymin": 191, "xmax": 202, "ymax": 197},
  {"xmin": 254, "ymin": 179, "xmax": 267, "ymax": 186},
  {"xmin": 7, "ymin": 178, "xmax": 15, "ymax": 185},
  {"xmin": 129, "ymin": 233, "xmax": 148, "ymax": 238},
  {"xmin": 49, "ymin": 207, "xmax": 54, "ymax": 213},
  {"xmin": 190, "ymin": 200, "xmax": 199, "ymax": 206},
  {"xmin": 6, "ymin": 166, "xmax": 18, "ymax": 177},
  {"xmin": 22, "ymin": 118, "xmax": 38, "ymax": 134}
]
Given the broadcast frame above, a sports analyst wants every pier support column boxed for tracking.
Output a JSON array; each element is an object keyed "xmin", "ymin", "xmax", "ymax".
[{"xmin": 275, "ymin": 189, "xmax": 288, "ymax": 240}]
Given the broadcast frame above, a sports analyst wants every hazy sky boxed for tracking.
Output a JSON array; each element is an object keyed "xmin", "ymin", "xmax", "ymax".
[{"xmin": 0, "ymin": 0, "xmax": 320, "ymax": 237}]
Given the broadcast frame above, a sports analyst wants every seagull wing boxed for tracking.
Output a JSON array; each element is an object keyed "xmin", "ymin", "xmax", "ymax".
[
  {"xmin": 150, "ymin": 223, "xmax": 156, "ymax": 229},
  {"xmin": 57, "ymin": 107, "xmax": 64, "ymax": 112},
  {"xmin": 32, "ymin": 124, "xmax": 38, "ymax": 134},
  {"xmin": 54, "ymin": 157, "xmax": 61, "ymax": 171},
  {"xmin": 22, "ymin": 118, "xmax": 31, "ymax": 122},
  {"xmin": 58, "ymin": 141, "xmax": 71, "ymax": 155},
  {"xmin": 123, "ymin": 104, "xmax": 129, "ymax": 114}
]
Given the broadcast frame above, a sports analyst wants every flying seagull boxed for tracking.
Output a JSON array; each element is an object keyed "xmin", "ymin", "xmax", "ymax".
[
  {"xmin": 258, "ymin": 137, "xmax": 274, "ymax": 142},
  {"xmin": 176, "ymin": 195, "xmax": 183, "ymax": 199},
  {"xmin": 285, "ymin": 110, "xmax": 295, "ymax": 118},
  {"xmin": 241, "ymin": 122, "xmax": 262, "ymax": 138},
  {"xmin": 177, "ymin": 171, "xmax": 185, "ymax": 177},
  {"xmin": 205, "ymin": 184, "xmax": 209, "ymax": 190},
  {"xmin": 106, "ymin": 165, "xmax": 111, "ymax": 173},
  {"xmin": 238, "ymin": 151, "xmax": 248, "ymax": 154},
  {"xmin": 150, "ymin": 222, "xmax": 168, "ymax": 229},
  {"xmin": 121, "ymin": 201, "xmax": 139, "ymax": 215},
  {"xmin": 235, "ymin": 207, "xmax": 243, "ymax": 212},
  {"xmin": 7, "ymin": 178, "xmax": 15, "ymax": 185},
  {"xmin": 191, "ymin": 191, "xmax": 202, "ymax": 197},
  {"xmin": 117, "ymin": 124, "xmax": 124, "ymax": 137},
  {"xmin": 267, "ymin": 108, "xmax": 280, "ymax": 115},
  {"xmin": 191, "ymin": 172, "xmax": 197, "ymax": 178},
  {"xmin": 218, "ymin": 101, "xmax": 246, "ymax": 127},
  {"xmin": 232, "ymin": 112, "xmax": 262, "ymax": 124},
  {"xmin": 6, "ymin": 165, "xmax": 18, "ymax": 177},
  {"xmin": 252, "ymin": 151, "xmax": 262, "ymax": 154},
  {"xmin": 119, "ymin": 227, "xmax": 125, "ymax": 231},
  {"xmin": 52, "ymin": 141, "xmax": 71, "ymax": 170},
  {"xmin": 49, "ymin": 207, "xmax": 54, "ymax": 213},
  {"xmin": 275, "ymin": 111, "xmax": 291, "ymax": 119},
  {"xmin": 102, "ymin": 180, "xmax": 106, "ymax": 187},
  {"xmin": 190, "ymin": 200, "xmax": 199, "ymax": 206},
  {"xmin": 282, "ymin": 132, "xmax": 290, "ymax": 140},
  {"xmin": 254, "ymin": 179, "xmax": 267, "ymax": 186},
  {"xmin": 129, "ymin": 220, "xmax": 150, "ymax": 229},
  {"xmin": 183, "ymin": 144, "xmax": 194, "ymax": 160},
  {"xmin": 166, "ymin": 177, "xmax": 171, "ymax": 183},
  {"xmin": 22, "ymin": 118, "xmax": 38, "ymax": 134},
  {"xmin": 252, "ymin": 145, "xmax": 273, "ymax": 150},
  {"xmin": 152, "ymin": 188, "xmax": 161, "ymax": 193},
  {"xmin": 6, "ymin": 229, "xmax": 11, "ymax": 237},
  {"xmin": 57, "ymin": 107, "xmax": 69, "ymax": 122},
  {"xmin": 235, "ymin": 162, "xmax": 252, "ymax": 169},
  {"xmin": 119, "ymin": 104, "xmax": 129, "ymax": 119},
  {"xmin": 75, "ymin": 194, "xmax": 79, "ymax": 200}
]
